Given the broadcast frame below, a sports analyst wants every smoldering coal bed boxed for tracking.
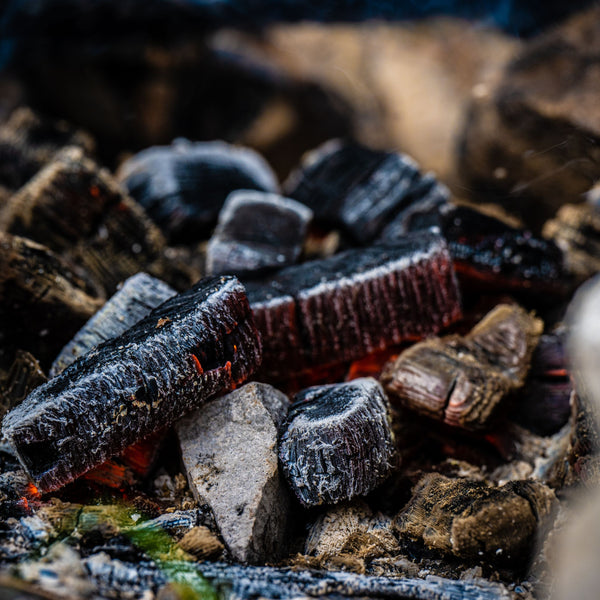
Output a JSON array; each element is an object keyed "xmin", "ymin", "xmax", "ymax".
[{"xmin": 1, "ymin": 4, "xmax": 600, "ymax": 600}]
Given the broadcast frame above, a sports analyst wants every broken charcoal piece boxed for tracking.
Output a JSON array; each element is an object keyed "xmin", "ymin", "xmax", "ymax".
[
  {"xmin": 0, "ymin": 232, "xmax": 104, "ymax": 363},
  {"xmin": 117, "ymin": 139, "xmax": 279, "ymax": 243},
  {"xmin": 394, "ymin": 473, "xmax": 557, "ymax": 568},
  {"xmin": 0, "ymin": 107, "xmax": 94, "ymax": 190},
  {"xmin": 386, "ymin": 203, "xmax": 570, "ymax": 296},
  {"xmin": 245, "ymin": 230, "xmax": 462, "ymax": 379},
  {"xmin": 381, "ymin": 304, "xmax": 542, "ymax": 430},
  {"xmin": 206, "ymin": 190, "xmax": 312, "ymax": 276},
  {"xmin": 177, "ymin": 382, "xmax": 290, "ymax": 564},
  {"xmin": 178, "ymin": 395, "xmax": 285, "ymax": 554},
  {"xmin": 0, "ymin": 351, "xmax": 46, "ymax": 420},
  {"xmin": 1, "ymin": 276, "xmax": 261, "ymax": 492},
  {"xmin": 285, "ymin": 139, "xmax": 449, "ymax": 244},
  {"xmin": 305, "ymin": 500, "xmax": 398, "ymax": 559},
  {"xmin": 279, "ymin": 378, "xmax": 395, "ymax": 507},
  {"xmin": 0, "ymin": 147, "xmax": 166, "ymax": 294},
  {"xmin": 50, "ymin": 272, "xmax": 176, "ymax": 377},
  {"xmin": 543, "ymin": 203, "xmax": 600, "ymax": 282}
]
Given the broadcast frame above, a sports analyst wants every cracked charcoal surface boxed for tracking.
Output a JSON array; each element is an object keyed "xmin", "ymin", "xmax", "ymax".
[
  {"xmin": 206, "ymin": 190, "xmax": 312, "ymax": 276},
  {"xmin": 177, "ymin": 382, "xmax": 291, "ymax": 563},
  {"xmin": 50, "ymin": 272, "xmax": 176, "ymax": 377},
  {"xmin": 389, "ymin": 203, "xmax": 569, "ymax": 296},
  {"xmin": 394, "ymin": 473, "xmax": 556, "ymax": 568},
  {"xmin": 1, "ymin": 276, "xmax": 262, "ymax": 492},
  {"xmin": 0, "ymin": 231, "xmax": 105, "ymax": 366},
  {"xmin": 82, "ymin": 557, "xmax": 514, "ymax": 600},
  {"xmin": 245, "ymin": 230, "xmax": 462, "ymax": 379},
  {"xmin": 0, "ymin": 107, "xmax": 94, "ymax": 191},
  {"xmin": 279, "ymin": 378, "xmax": 395, "ymax": 507},
  {"xmin": 285, "ymin": 139, "xmax": 449, "ymax": 244},
  {"xmin": 381, "ymin": 304, "xmax": 543, "ymax": 430},
  {"xmin": 117, "ymin": 139, "xmax": 279, "ymax": 243}
]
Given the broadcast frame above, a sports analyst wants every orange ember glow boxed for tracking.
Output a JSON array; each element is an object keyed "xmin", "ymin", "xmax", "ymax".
[
  {"xmin": 191, "ymin": 354, "xmax": 204, "ymax": 374},
  {"xmin": 26, "ymin": 482, "xmax": 41, "ymax": 499}
]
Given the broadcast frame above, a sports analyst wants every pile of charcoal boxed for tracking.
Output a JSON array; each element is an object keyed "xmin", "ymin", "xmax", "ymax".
[{"xmin": 0, "ymin": 106, "xmax": 599, "ymax": 600}]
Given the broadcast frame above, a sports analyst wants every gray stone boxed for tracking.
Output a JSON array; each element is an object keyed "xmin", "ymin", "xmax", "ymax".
[{"xmin": 176, "ymin": 382, "xmax": 291, "ymax": 564}]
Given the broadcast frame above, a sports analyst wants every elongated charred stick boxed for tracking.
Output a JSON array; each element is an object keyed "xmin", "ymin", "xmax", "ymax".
[
  {"xmin": 1, "ymin": 276, "xmax": 261, "ymax": 492},
  {"xmin": 245, "ymin": 231, "xmax": 462, "ymax": 379}
]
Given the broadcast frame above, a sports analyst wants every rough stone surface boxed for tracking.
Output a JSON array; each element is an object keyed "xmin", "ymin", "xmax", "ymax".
[{"xmin": 177, "ymin": 382, "xmax": 291, "ymax": 564}]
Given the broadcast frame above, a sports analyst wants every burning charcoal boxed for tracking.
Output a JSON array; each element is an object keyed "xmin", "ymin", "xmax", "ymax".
[
  {"xmin": 382, "ymin": 304, "xmax": 543, "ymax": 430},
  {"xmin": 385, "ymin": 203, "xmax": 569, "ymax": 296},
  {"xmin": 279, "ymin": 378, "xmax": 395, "ymax": 507},
  {"xmin": 246, "ymin": 230, "xmax": 462, "ymax": 379},
  {"xmin": 0, "ymin": 232, "xmax": 104, "ymax": 364},
  {"xmin": 1, "ymin": 276, "xmax": 261, "ymax": 492},
  {"xmin": 285, "ymin": 139, "xmax": 449, "ymax": 244},
  {"xmin": 0, "ymin": 107, "xmax": 94, "ymax": 190},
  {"xmin": 0, "ymin": 147, "xmax": 166, "ymax": 294},
  {"xmin": 304, "ymin": 501, "xmax": 398, "ymax": 562},
  {"xmin": 117, "ymin": 139, "xmax": 279, "ymax": 243},
  {"xmin": 543, "ymin": 203, "xmax": 600, "ymax": 282},
  {"xmin": 50, "ymin": 272, "xmax": 176, "ymax": 377},
  {"xmin": 177, "ymin": 382, "xmax": 291, "ymax": 563},
  {"xmin": 0, "ymin": 351, "xmax": 46, "ymax": 419},
  {"xmin": 394, "ymin": 473, "xmax": 557, "ymax": 568},
  {"xmin": 206, "ymin": 190, "xmax": 312, "ymax": 276},
  {"xmin": 512, "ymin": 332, "xmax": 572, "ymax": 436}
]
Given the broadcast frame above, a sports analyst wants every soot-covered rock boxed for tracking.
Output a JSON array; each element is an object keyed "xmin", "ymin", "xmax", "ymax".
[
  {"xmin": 206, "ymin": 190, "xmax": 312, "ymax": 276},
  {"xmin": 384, "ymin": 203, "xmax": 570, "ymax": 296},
  {"xmin": 279, "ymin": 378, "xmax": 395, "ymax": 507},
  {"xmin": 177, "ymin": 382, "xmax": 291, "ymax": 564},
  {"xmin": 1, "ymin": 276, "xmax": 262, "ymax": 492},
  {"xmin": 117, "ymin": 139, "xmax": 279, "ymax": 243},
  {"xmin": 394, "ymin": 473, "xmax": 557, "ymax": 568},
  {"xmin": 246, "ymin": 230, "xmax": 462, "ymax": 379},
  {"xmin": 285, "ymin": 139, "xmax": 449, "ymax": 244},
  {"xmin": 382, "ymin": 304, "xmax": 543, "ymax": 430},
  {"xmin": 50, "ymin": 272, "xmax": 176, "ymax": 377}
]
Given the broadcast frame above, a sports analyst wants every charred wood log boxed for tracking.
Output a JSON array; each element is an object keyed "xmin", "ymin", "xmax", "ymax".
[{"xmin": 1, "ymin": 276, "xmax": 261, "ymax": 492}]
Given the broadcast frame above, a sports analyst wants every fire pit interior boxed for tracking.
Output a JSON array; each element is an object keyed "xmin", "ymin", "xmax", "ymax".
[{"xmin": 1, "ymin": 3, "xmax": 600, "ymax": 599}]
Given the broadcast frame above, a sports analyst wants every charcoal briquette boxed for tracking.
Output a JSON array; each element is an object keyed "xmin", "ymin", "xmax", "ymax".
[
  {"xmin": 1, "ymin": 276, "xmax": 262, "ymax": 492},
  {"xmin": 246, "ymin": 230, "xmax": 462, "ymax": 379},
  {"xmin": 285, "ymin": 139, "xmax": 449, "ymax": 244},
  {"xmin": 279, "ymin": 378, "xmax": 395, "ymax": 507},
  {"xmin": 117, "ymin": 139, "xmax": 279, "ymax": 243},
  {"xmin": 206, "ymin": 190, "xmax": 312, "ymax": 276},
  {"xmin": 50, "ymin": 272, "xmax": 176, "ymax": 377}
]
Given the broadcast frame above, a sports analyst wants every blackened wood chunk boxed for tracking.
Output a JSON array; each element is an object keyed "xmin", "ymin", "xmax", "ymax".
[
  {"xmin": 177, "ymin": 382, "xmax": 291, "ymax": 563},
  {"xmin": 117, "ymin": 139, "xmax": 279, "ymax": 243},
  {"xmin": 1, "ymin": 276, "xmax": 262, "ymax": 492},
  {"xmin": 50, "ymin": 273, "xmax": 176, "ymax": 377},
  {"xmin": 394, "ymin": 473, "xmax": 556, "ymax": 568},
  {"xmin": 246, "ymin": 231, "xmax": 462, "ymax": 379},
  {"xmin": 458, "ymin": 7, "xmax": 600, "ymax": 227},
  {"xmin": 206, "ymin": 190, "xmax": 312, "ymax": 276},
  {"xmin": 0, "ymin": 351, "xmax": 46, "ymax": 419},
  {"xmin": 382, "ymin": 304, "xmax": 542, "ymax": 430},
  {"xmin": 543, "ymin": 203, "xmax": 600, "ymax": 282},
  {"xmin": 395, "ymin": 203, "xmax": 569, "ymax": 295},
  {"xmin": 0, "ymin": 107, "xmax": 94, "ymax": 190},
  {"xmin": 0, "ymin": 232, "xmax": 104, "ymax": 364},
  {"xmin": 279, "ymin": 378, "xmax": 395, "ymax": 507},
  {"xmin": 0, "ymin": 147, "xmax": 166, "ymax": 294},
  {"xmin": 285, "ymin": 139, "xmax": 449, "ymax": 244}
]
